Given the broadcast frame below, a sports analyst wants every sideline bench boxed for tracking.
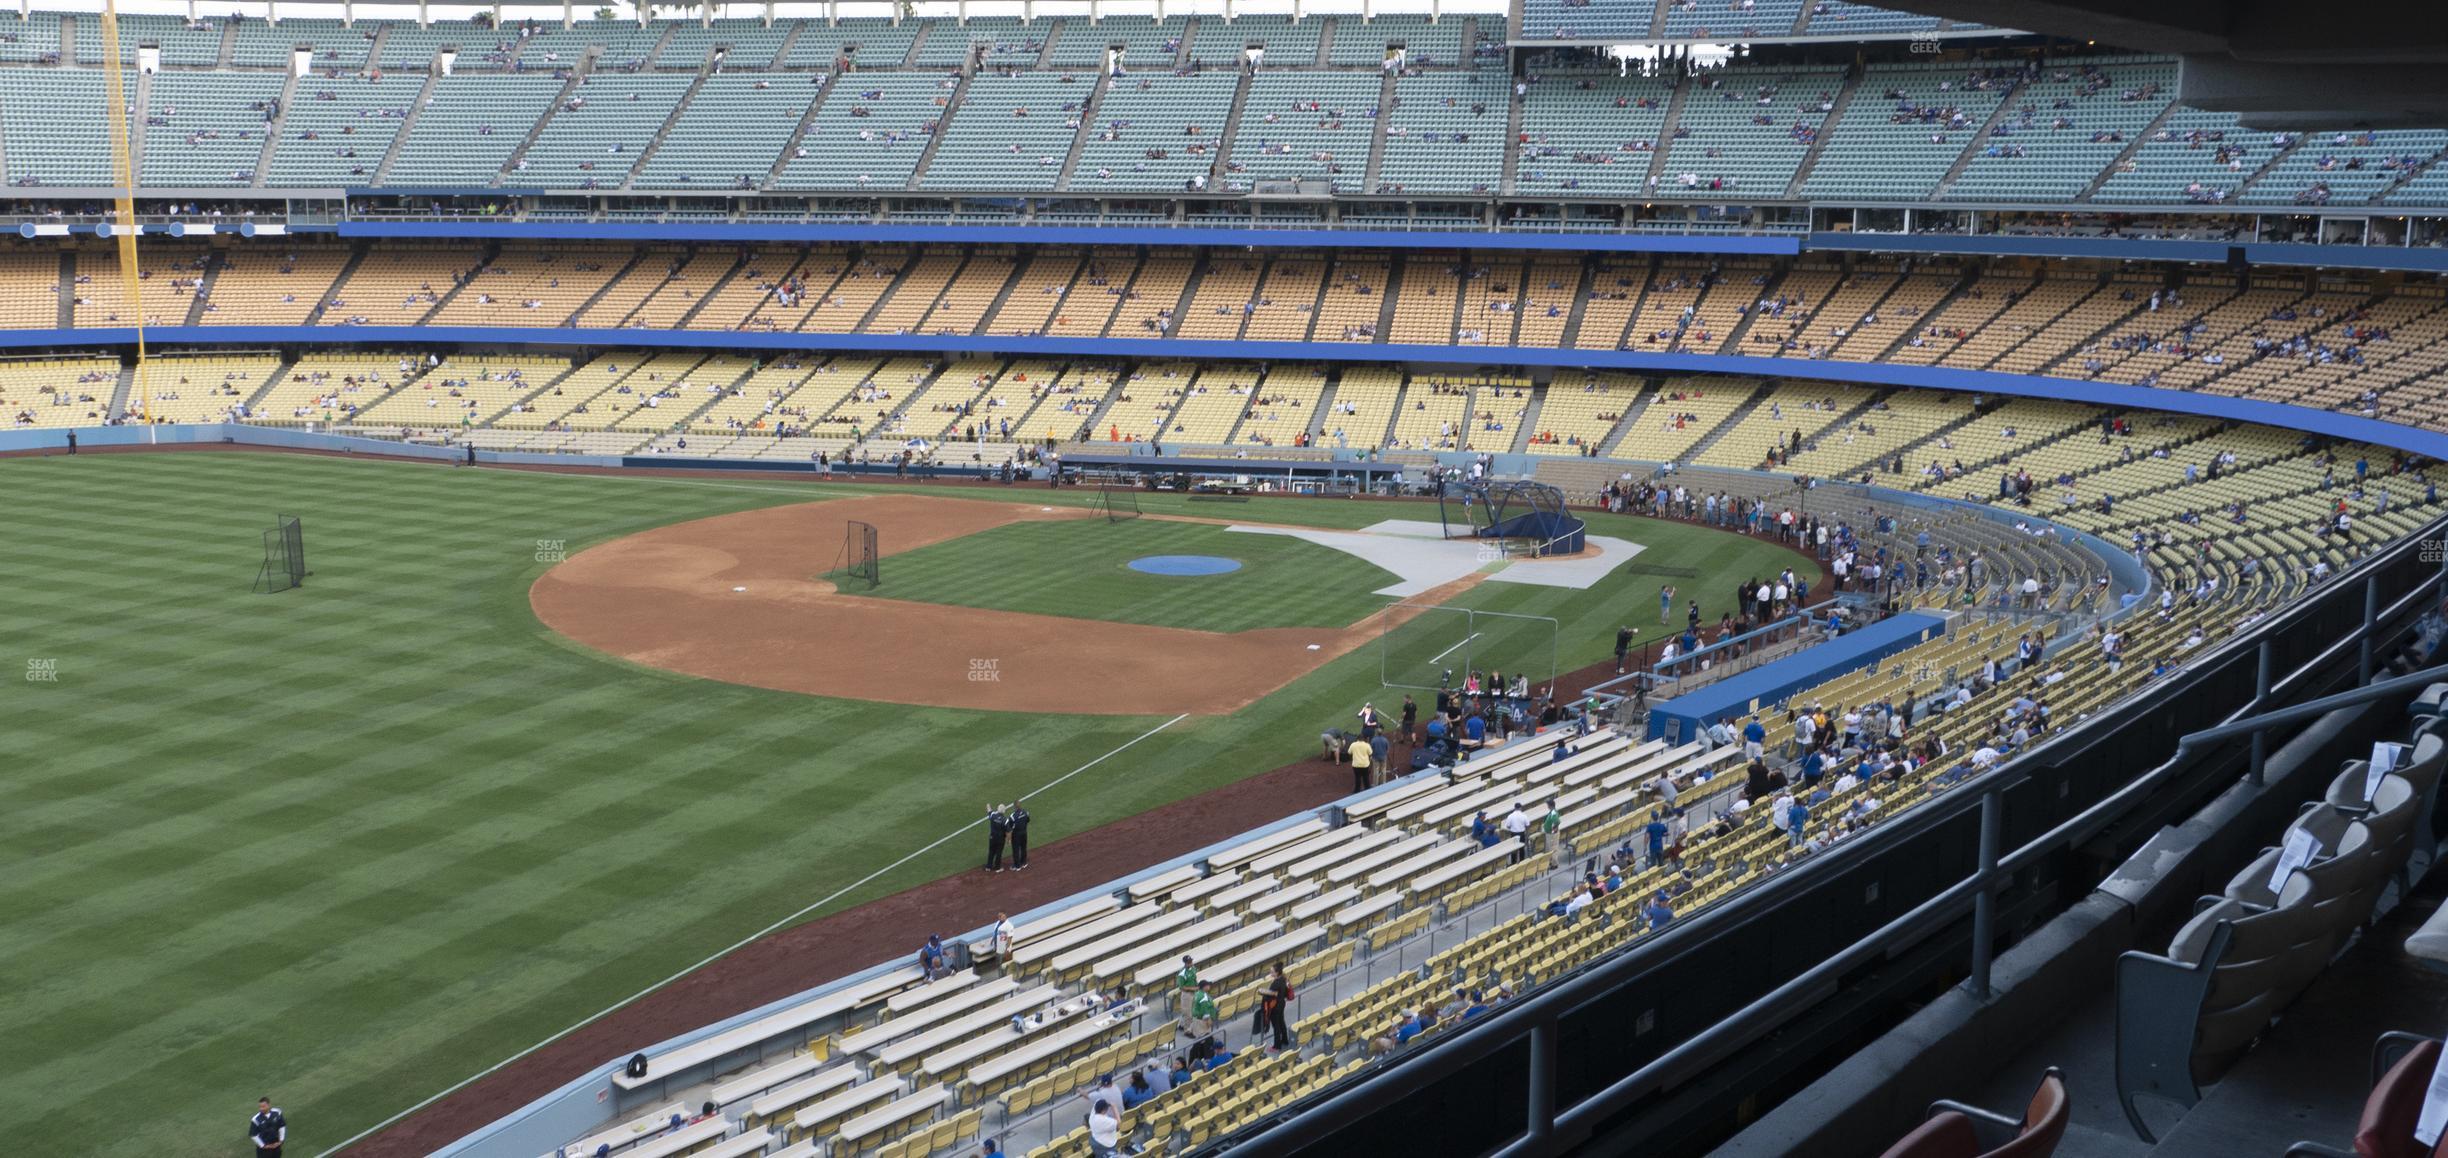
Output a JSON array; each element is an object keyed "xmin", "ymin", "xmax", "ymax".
[
  {"xmin": 1250, "ymin": 824, "xmax": 1370, "ymax": 875},
  {"xmin": 871, "ymin": 986, "xmax": 1064, "ymax": 1070},
  {"xmin": 884, "ymin": 970, "xmax": 984, "ymax": 1017},
  {"xmin": 561, "ymin": 1102, "xmax": 685, "ymax": 1157},
  {"xmin": 1202, "ymin": 873, "xmax": 1280, "ymax": 913},
  {"xmin": 1343, "ymin": 776, "xmax": 1449, "ymax": 824},
  {"xmin": 1366, "ymin": 840, "xmax": 1473, "ymax": 892},
  {"xmin": 694, "ymin": 1131, "xmax": 783, "ymax": 1158},
  {"xmin": 1288, "ymin": 884, "xmax": 1362, "ymax": 925},
  {"xmin": 1286, "ymin": 827, "xmax": 1405, "ymax": 881},
  {"xmin": 1047, "ymin": 908, "xmax": 1203, "ymax": 978},
  {"xmin": 1009, "ymin": 904, "xmax": 1161, "ymax": 971},
  {"xmin": 1101, "ymin": 914, "xmax": 1252, "ymax": 989},
  {"xmin": 1197, "ymin": 924, "xmax": 1326, "ymax": 993},
  {"xmin": 1206, "ymin": 818, "xmax": 1331, "ymax": 872},
  {"xmin": 1455, "ymin": 728, "xmax": 1613, "ymax": 780},
  {"xmin": 743, "ymin": 1063, "xmax": 861, "ymax": 1127},
  {"xmin": 613, "ymin": 964, "xmax": 924, "ymax": 1090},
  {"xmin": 1126, "ymin": 917, "xmax": 1281, "ymax": 990},
  {"xmin": 965, "ymin": 1010, "xmax": 1132, "ymax": 1093},
  {"xmin": 1412, "ymin": 840, "xmax": 1521, "ymax": 899},
  {"xmin": 1330, "ymin": 891, "xmax": 1403, "ymax": 933},
  {"xmin": 713, "ymin": 1051, "xmax": 830, "ymax": 1116},
  {"xmin": 922, "ymin": 996, "xmax": 1102, "ymax": 1081},
  {"xmin": 1170, "ymin": 869, "xmax": 1246, "ymax": 909},
  {"xmin": 623, "ymin": 1118, "xmax": 728, "ymax": 1158},
  {"xmin": 1127, "ymin": 865, "xmax": 1204, "ymax": 904},
  {"xmin": 838, "ymin": 977, "xmax": 1023, "ymax": 1055},
  {"xmin": 1328, "ymin": 832, "xmax": 1441, "ymax": 887},
  {"xmin": 838, "ymin": 1085, "xmax": 954, "ymax": 1151},
  {"xmin": 968, "ymin": 896, "xmax": 1123, "ymax": 964},
  {"xmin": 789, "ymin": 1076, "xmax": 906, "ymax": 1143}
]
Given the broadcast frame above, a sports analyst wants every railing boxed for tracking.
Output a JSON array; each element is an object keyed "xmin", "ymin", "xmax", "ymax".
[{"xmin": 1202, "ymin": 515, "xmax": 2448, "ymax": 1157}]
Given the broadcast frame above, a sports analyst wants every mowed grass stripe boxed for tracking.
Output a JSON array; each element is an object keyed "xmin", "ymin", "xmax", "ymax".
[{"xmin": 0, "ymin": 451, "xmax": 1811, "ymax": 1156}]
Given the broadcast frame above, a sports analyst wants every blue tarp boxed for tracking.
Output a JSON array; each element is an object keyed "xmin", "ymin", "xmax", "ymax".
[{"xmin": 1646, "ymin": 613, "xmax": 1948, "ymax": 743}]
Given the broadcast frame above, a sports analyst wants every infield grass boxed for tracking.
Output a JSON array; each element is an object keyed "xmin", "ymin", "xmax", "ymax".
[
  {"xmin": 0, "ymin": 453, "xmax": 1811, "ymax": 1156},
  {"xmin": 842, "ymin": 517, "xmax": 1401, "ymax": 631}
]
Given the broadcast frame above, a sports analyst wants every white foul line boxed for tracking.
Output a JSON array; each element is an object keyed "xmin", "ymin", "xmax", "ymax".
[
  {"xmin": 1429, "ymin": 632, "xmax": 1482, "ymax": 664},
  {"xmin": 316, "ymin": 711, "xmax": 1190, "ymax": 1158}
]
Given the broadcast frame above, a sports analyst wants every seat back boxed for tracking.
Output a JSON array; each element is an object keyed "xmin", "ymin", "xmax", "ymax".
[
  {"xmin": 2355, "ymin": 1038, "xmax": 2441, "ymax": 1158},
  {"xmin": 1990, "ymin": 1069, "xmax": 2069, "ymax": 1158},
  {"xmin": 1877, "ymin": 1110, "xmax": 1982, "ymax": 1158}
]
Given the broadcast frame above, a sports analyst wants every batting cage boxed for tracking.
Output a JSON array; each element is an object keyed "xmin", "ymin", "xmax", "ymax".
[
  {"xmin": 1375, "ymin": 602, "xmax": 1559, "ymax": 693},
  {"xmin": 1094, "ymin": 484, "xmax": 1142, "ymax": 523},
  {"xmin": 836, "ymin": 520, "xmax": 880, "ymax": 588},
  {"xmin": 1436, "ymin": 479, "xmax": 1586, "ymax": 558},
  {"xmin": 252, "ymin": 515, "xmax": 307, "ymax": 593}
]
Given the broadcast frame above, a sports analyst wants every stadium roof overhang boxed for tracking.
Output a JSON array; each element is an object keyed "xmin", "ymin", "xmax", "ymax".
[{"xmin": 1889, "ymin": 0, "xmax": 2448, "ymax": 129}]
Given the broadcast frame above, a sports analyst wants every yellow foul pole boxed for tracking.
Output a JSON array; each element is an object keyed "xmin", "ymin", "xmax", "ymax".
[{"xmin": 98, "ymin": 0, "xmax": 147, "ymax": 427}]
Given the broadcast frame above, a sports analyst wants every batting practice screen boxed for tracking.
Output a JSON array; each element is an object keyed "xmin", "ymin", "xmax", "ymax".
[
  {"xmin": 254, "ymin": 515, "xmax": 306, "ymax": 593},
  {"xmin": 842, "ymin": 520, "xmax": 880, "ymax": 588},
  {"xmin": 1095, "ymin": 484, "xmax": 1142, "ymax": 523},
  {"xmin": 1375, "ymin": 603, "xmax": 1559, "ymax": 693}
]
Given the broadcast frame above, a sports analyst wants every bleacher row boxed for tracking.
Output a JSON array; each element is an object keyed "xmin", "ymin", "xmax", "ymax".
[
  {"xmin": 0, "ymin": 10, "xmax": 1472, "ymax": 72},
  {"xmin": 1517, "ymin": 0, "xmax": 1983, "ymax": 44},
  {"xmin": 10, "ymin": 243, "xmax": 2448, "ymax": 431},
  {"xmin": 3, "ymin": 35, "xmax": 2444, "ymax": 206},
  {"xmin": 554, "ymin": 474, "xmax": 2409, "ymax": 1158}
]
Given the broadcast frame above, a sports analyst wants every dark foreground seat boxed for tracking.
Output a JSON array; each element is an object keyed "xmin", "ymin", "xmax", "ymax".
[
  {"xmin": 1878, "ymin": 1067, "xmax": 2069, "ymax": 1158},
  {"xmin": 2286, "ymin": 1032, "xmax": 2448, "ymax": 1158}
]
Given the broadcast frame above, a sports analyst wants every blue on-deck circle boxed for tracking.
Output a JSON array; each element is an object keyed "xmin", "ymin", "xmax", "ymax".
[{"xmin": 1127, "ymin": 555, "xmax": 1244, "ymax": 576}]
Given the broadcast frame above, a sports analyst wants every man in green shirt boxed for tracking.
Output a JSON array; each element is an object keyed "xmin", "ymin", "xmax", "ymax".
[
  {"xmin": 1540, "ymin": 803, "xmax": 1563, "ymax": 857},
  {"xmin": 1188, "ymin": 985, "xmax": 1219, "ymax": 1042},
  {"xmin": 1173, "ymin": 955, "xmax": 1198, "ymax": 1021}
]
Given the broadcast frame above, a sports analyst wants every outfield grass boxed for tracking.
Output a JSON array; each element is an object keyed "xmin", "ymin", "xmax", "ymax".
[
  {"xmin": 845, "ymin": 517, "xmax": 1400, "ymax": 631},
  {"xmin": 0, "ymin": 454, "xmax": 1812, "ymax": 1155}
]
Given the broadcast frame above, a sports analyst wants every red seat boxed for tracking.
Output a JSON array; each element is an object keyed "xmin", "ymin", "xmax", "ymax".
[
  {"xmin": 1879, "ymin": 1069, "xmax": 2069, "ymax": 1158},
  {"xmin": 2354, "ymin": 1039, "xmax": 2448, "ymax": 1158}
]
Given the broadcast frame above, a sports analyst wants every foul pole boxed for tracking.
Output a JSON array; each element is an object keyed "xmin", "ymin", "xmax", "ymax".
[{"xmin": 98, "ymin": 0, "xmax": 149, "ymax": 438}]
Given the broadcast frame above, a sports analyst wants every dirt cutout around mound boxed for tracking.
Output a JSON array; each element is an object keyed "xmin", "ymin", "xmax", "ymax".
[{"xmin": 531, "ymin": 493, "xmax": 1481, "ymax": 716}]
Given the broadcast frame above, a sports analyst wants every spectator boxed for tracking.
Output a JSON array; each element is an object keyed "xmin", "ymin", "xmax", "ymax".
[
  {"xmin": 919, "ymin": 934, "xmax": 948, "ymax": 980},
  {"xmin": 1122, "ymin": 1071, "xmax": 1156, "ymax": 1111},
  {"xmin": 1643, "ymin": 891, "xmax": 1675, "ymax": 931},
  {"xmin": 1259, "ymin": 961, "xmax": 1295, "ymax": 1051},
  {"xmin": 1503, "ymin": 803, "xmax": 1531, "ymax": 862},
  {"xmin": 1088, "ymin": 1099, "xmax": 1121, "ymax": 1157},
  {"xmin": 1349, "ymin": 735, "xmax": 1374, "ymax": 792}
]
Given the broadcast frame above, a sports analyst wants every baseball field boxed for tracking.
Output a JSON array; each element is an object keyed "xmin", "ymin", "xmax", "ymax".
[{"xmin": 0, "ymin": 449, "xmax": 1816, "ymax": 1155}]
